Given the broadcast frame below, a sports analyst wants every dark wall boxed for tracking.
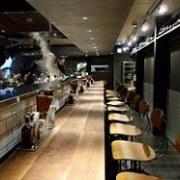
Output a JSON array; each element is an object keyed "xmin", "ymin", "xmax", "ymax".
[
  {"xmin": 0, "ymin": 46, "xmax": 5, "ymax": 66},
  {"xmin": 65, "ymin": 56, "xmax": 87, "ymax": 74},
  {"xmin": 113, "ymin": 48, "xmax": 138, "ymax": 89},
  {"xmin": 170, "ymin": 50, "xmax": 180, "ymax": 92},
  {"xmin": 51, "ymin": 45, "xmax": 84, "ymax": 57},
  {"xmin": 113, "ymin": 46, "xmax": 133, "ymax": 89},
  {"xmin": 144, "ymin": 56, "xmax": 154, "ymax": 84},
  {"xmin": 88, "ymin": 55, "xmax": 113, "ymax": 89},
  {"xmin": 65, "ymin": 55, "xmax": 113, "ymax": 89}
]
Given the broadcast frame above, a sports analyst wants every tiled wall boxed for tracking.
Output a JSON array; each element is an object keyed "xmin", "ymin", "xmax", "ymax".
[{"xmin": 0, "ymin": 96, "xmax": 36, "ymax": 159}]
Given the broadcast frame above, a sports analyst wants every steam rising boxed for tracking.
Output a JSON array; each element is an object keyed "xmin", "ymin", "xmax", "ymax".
[{"xmin": 30, "ymin": 32, "xmax": 58, "ymax": 76}]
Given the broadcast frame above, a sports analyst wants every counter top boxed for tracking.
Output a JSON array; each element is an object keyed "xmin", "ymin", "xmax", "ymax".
[{"xmin": 0, "ymin": 77, "xmax": 77, "ymax": 104}]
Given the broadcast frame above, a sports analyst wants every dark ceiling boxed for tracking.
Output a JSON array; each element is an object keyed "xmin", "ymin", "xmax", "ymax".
[
  {"xmin": 1, "ymin": 0, "xmax": 179, "ymax": 57},
  {"xmin": 0, "ymin": 0, "xmax": 67, "ymax": 51}
]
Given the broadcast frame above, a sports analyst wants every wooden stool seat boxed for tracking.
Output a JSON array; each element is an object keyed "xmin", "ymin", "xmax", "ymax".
[
  {"xmin": 106, "ymin": 100, "xmax": 126, "ymax": 106},
  {"xmin": 106, "ymin": 97, "xmax": 121, "ymax": 101},
  {"xmin": 106, "ymin": 93, "xmax": 118, "ymax": 98},
  {"xmin": 116, "ymin": 172, "xmax": 163, "ymax": 180},
  {"xmin": 108, "ymin": 113, "xmax": 133, "ymax": 122},
  {"xmin": 105, "ymin": 89, "xmax": 116, "ymax": 94},
  {"xmin": 107, "ymin": 106, "xmax": 128, "ymax": 113},
  {"xmin": 111, "ymin": 140, "xmax": 156, "ymax": 161},
  {"xmin": 110, "ymin": 123, "xmax": 141, "ymax": 137}
]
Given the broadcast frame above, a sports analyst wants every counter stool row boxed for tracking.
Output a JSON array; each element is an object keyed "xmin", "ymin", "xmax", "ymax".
[{"xmin": 104, "ymin": 87, "xmax": 164, "ymax": 180}]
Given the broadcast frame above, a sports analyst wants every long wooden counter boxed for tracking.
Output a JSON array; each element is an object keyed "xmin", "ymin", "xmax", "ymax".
[{"xmin": 0, "ymin": 81, "xmax": 104, "ymax": 180}]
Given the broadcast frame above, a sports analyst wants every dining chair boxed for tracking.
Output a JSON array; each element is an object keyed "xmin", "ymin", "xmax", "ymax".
[
  {"xmin": 175, "ymin": 132, "xmax": 180, "ymax": 153},
  {"xmin": 138, "ymin": 99, "xmax": 151, "ymax": 134},
  {"xmin": 131, "ymin": 94, "xmax": 141, "ymax": 111},
  {"xmin": 150, "ymin": 108, "xmax": 167, "ymax": 158}
]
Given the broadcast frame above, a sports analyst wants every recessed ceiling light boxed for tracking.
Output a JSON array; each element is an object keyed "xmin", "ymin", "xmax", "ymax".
[
  {"xmin": 96, "ymin": 52, "xmax": 99, "ymax": 56},
  {"xmin": 117, "ymin": 42, "xmax": 121, "ymax": 45},
  {"xmin": 85, "ymin": 54, "xmax": 88, "ymax": 57},
  {"xmin": 123, "ymin": 47, "xmax": 129, "ymax": 52},
  {"xmin": 117, "ymin": 48, "xmax": 122, "ymax": 54},
  {"xmin": 1, "ymin": 29, "xmax": 5, "ymax": 33},
  {"xmin": 128, "ymin": 41, "xmax": 132, "ymax": 46},
  {"xmin": 87, "ymin": 29, "xmax": 92, "ymax": 33},
  {"xmin": 93, "ymin": 46, "xmax": 97, "ymax": 49},
  {"xmin": 82, "ymin": 16, "xmax": 88, "ymax": 20},
  {"xmin": 90, "ymin": 37, "xmax": 94, "ymax": 40},
  {"xmin": 132, "ymin": 36, "xmax": 137, "ymax": 42},
  {"xmin": 158, "ymin": 4, "xmax": 168, "ymax": 15},
  {"xmin": 54, "ymin": 33, "xmax": 57, "ymax": 36},
  {"xmin": 141, "ymin": 24, "xmax": 149, "ymax": 32}
]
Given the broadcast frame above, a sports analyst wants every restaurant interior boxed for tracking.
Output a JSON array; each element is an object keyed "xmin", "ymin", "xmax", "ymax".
[{"xmin": 0, "ymin": 0, "xmax": 180, "ymax": 180}]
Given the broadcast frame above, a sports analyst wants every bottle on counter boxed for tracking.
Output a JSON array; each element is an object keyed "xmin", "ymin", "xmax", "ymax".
[{"xmin": 21, "ymin": 113, "xmax": 36, "ymax": 149}]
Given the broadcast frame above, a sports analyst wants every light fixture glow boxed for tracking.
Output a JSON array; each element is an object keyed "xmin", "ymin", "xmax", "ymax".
[
  {"xmin": 132, "ymin": 36, "xmax": 137, "ymax": 42},
  {"xmin": 87, "ymin": 29, "xmax": 92, "ymax": 33},
  {"xmin": 127, "ymin": 41, "xmax": 132, "ymax": 46},
  {"xmin": 123, "ymin": 47, "xmax": 129, "ymax": 52},
  {"xmin": 90, "ymin": 37, "xmax": 94, "ymax": 40},
  {"xmin": 141, "ymin": 24, "xmax": 149, "ymax": 32},
  {"xmin": 117, "ymin": 48, "xmax": 122, "ymax": 54},
  {"xmin": 158, "ymin": 4, "xmax": 168, "ymax": 15},
  {"xmin": 96, "ymin": 52, "xmax": 100, "ymax": 56},
  {"xmin": 82, "ymin": 16, "xmax": 88, "ymax": 20}
]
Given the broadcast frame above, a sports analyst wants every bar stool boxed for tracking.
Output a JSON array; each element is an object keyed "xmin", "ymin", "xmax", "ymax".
[
  {"xmin": 116, "ymin": 172, "xmax": 163, "ymax": 180},
  {"xmin": 131, "ymin": 94, "xmax": 141, "ymax": 111},
  {"xmin": 150, "ymin": 108, "xmax": 167, "ymax": 158},
  {"xmin": 106, "ymin": 96, "xmax": 121, "ymax": 101},
  {"xmin": 105, "ymin": 89, "xmax": 116, "ymax": 94},
  {"xmin": 105, "ymin": 93, "xmax": 118, "ymax": 102},
  {"xmin": 111, "ymin": 140, "xmax": 156, "ymax": 172},
  {"xmin": 109, "ymin": 123, "xmax": 141, "ymax": 141},
  {"xmin": 106, "ymin": 100, "xmax": 126, "ymax": 107},
  {"xmin": 108, "ymin": 113, "xmax": 133, "ymax": 123},
  {"xmin": 175, "ymin": 132, "xmax": 180, "ymax": 153},
  {"xmin": 104, "ymin": 111, "xmax": 133, "ymax": 142},
  {"xmin": 107, "ymin": 105, "xmax": 129, "ymax": 113},
  {"xmin": 105, "ymin": 91, "xmax": 118, "ymax": 97},
  {"xmin": 137, "ymin": 99, "xmax": 151, "ymax": 134}
]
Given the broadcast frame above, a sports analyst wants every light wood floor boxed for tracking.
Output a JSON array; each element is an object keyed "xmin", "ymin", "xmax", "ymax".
[{"xmin": 0, "ymin": 81, "xmax": 105, "ymax": 180}]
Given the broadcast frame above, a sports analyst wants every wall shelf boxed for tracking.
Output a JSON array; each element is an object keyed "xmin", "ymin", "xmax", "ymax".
[
  {"xmin": 131, "ymin": 22, "xmax": 180, "ymax": 55},
  {"xmin": 122, "ymin": 61, "xmax": 136, "ymax": 86}
]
